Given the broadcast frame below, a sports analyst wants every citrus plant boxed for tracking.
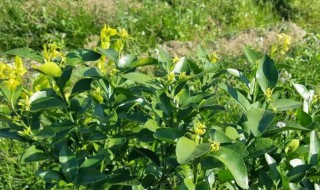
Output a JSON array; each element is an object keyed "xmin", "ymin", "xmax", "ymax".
[{"xmin": 0, "ymin": 26, "xmax": 319, "ymax": 189}]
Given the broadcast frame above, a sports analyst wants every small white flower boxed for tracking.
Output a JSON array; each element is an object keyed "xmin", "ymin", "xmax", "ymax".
[{"xmin": 276, "ymin": 121, "xmax": 286, "ymax": 128}]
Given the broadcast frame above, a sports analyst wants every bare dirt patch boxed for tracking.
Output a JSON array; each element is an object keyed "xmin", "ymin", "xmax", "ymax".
[{"xmin": 161, "ymin": 22, "xmax": 306, "ymax": 57}]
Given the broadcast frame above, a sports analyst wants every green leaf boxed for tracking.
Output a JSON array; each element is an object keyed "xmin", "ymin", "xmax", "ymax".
[
  {"xmin": 0, "ymin": 85, "xmax": 22, "ymax": 106},
  {"xmin": 176, "ymin": 137, "xmax": 211, "ymax": 164},
  {"xmin": 0, "ymin": 113, "xmax": 11, "ymax": 122},
  {"xmin": 57, "ymin": 66, "xmax": 73, "ymax": 90},
  {"xmin": 243, "ymin": 46, "xmax": 260, "ymax": 65},
  {"xmin": 31, "ymin": 97, "xmax": 67, "ymax": 112},
  {"xmin": 122, "ymin": 72, "xmax": 153, "ymax": 84},
  {"xmin": 4, "ymin": 47, "xmax": 43, "ymax": 63},
  {"xmin": 197, "ymin": 45, "xmax": 208, "ymax": 63},
  {"xmin": 59, "ymin": 146, "xmax": 78, "ymax": 182},
  {"xmin": 285, "ymin": 139, "xmax": 300, "ymax": 153},
  {"xmin": 175, "ymin": 165, "xmax": 194, "ymax": 180},
  {"xmin": 264, "ymin": 121, "xmax": 311, "ymax": 136},
  {"xmin": 209, "ymin": 129, "xmax": 232, "ymax": 143},
  {"xmin": 256, "ymin": 55, "xmax": 278, "ymax": 93},
  {"xmin": 133, "ymin": 148, "xmax": 160, "ymax": 166},
  {"xmin": 66, "ymin": 49, "xmax": 101, "ymax": 65},
  {"xmin": 0, "ymin": 128, "xmax": 28, "ymax": 142},
  {"xmin": 154, "ymin": 127, "xmax": 184, "ymax": 143},
  {"xmin": 179, "ymin": 178, "xmax": 196, "ymax": 190},
  {"xmin": 265, "ymin": 153, "xmax": 280, "ymax": 181},
  {"xmin": 247, "ymin": 138, "xmax": 275, "ymax": 159},
  {"xmin": 34, "ymin": 126, "xmax": 55, "ymax": 139},
  {"xmin": 12, "ymin": 85, "xmax": 22, "ymax": 105},
  {"xmin": 37, "ymin": 170, "xmax": 64, "ymax": 183},
  {"xmin": 196, "ymin": 181, "xmax": 210, "ymax": 190},
  {"xmin": 77, "ymin": 169, "xmax": 108, "ymax": 184},
  {"xmin": 71, "ymin": 78, "xmax": 93, "ymax": 97},
  {"xmin": 29, "ymin": 89, "xmax": 56, "ymax": 103},
  {"xmin": 20, "ymin": 145, "xmax": 49, "ymax": 163},
  {"xmin": 118, "ymin": 54, "xmax": 137, "ymax": 68},
  {"xmin": 77, "ymin": 67, "xmax": 103, "ymax": 78},
  {"xmin": 296, "ymin": 109, "xmax": 313, "ymax": 127},
  {"xmin": 80, "ymin": 149, "xmax": 113, "ymax": 169},
  {"xmin": 308, "ymin": 130, "xmax": 319, "ymax": 167},
  {"xmin": 212, "ymin": 147, "xmax": 249, "ymax": 189},
  {"xmin": 219, "ymin": 83, "xmax": 251, "ymax": 112},
  {"xmin": 269, "ymin": 99, "xmax": 301, "ymax": 111},
  {"xmin": 226, "ymin": 68, "xmax": 250, "ymax": 87},
  {"xmin": 36, "ymin": 62, "xmax": 62, "ymax": 77},
  {"xmin": 96, "ymin": 47, "xmax": 118, "ymax": 62},
  {"xmin": 129, "ymin": 57, "xmax": 158, "ymax": 69},
  {"xmin": 244, "ymin": 108, "xmax": 275, "ymax": 136},
  {"xmin": 157, "ymin": 47, "xmax": 172, "ymax": 72}
]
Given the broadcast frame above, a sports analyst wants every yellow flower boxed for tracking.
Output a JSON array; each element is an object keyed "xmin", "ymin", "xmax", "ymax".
[
  {"xmin": 100, "ymin": 24, "xmax": 117, "ymax": 49},
  {"xmin": 210, "ymin": 51, "xmax": 219, "ymax": 63},
  {"xmin": 112, "ymin": 39, "xmax": 124, "ymax": 51},
  {"xmin": 270, "ymin": 33, "xmax": 291, "ymax": 56},
  {"xmin": 167, "ymin": 72, "xmax": 175, "ymax": 82},
  {"xmin": 194, "ymin": 121, "xmax": 207, "ymax": 135},
  {"xmin": 179, "ymin": 72, "xmax": 187, "ymax": 79},
  {"xmin": 91, "ymin": 87, "xmax": 104, "ymax": 103},
  {"xmin": 118, "ymin": 28, "xmax": 130, "ymax": 39},
  {"xmin": 14, "ymin": 56, "xmax": 27, "ymax": 76},
  {"xmin": 97, "ymin": 57, "xmax": 107, "ymax": 74},
  {"xmin": 265, "ymin": 88, "xmax": 273, "ymax": 101},
  {"xmin": 43, "ymin": 43, "xmax": 65, "ymax": 64},
  {"xmin": 210, "ymin": 141, "xmax": 220, "ymax": 152},
  {"xmin": 194, "ymin": 128, "xmax": 206, "ymax": 135},
  {"xmin": 3, "ymin": 78, "xmax": 20, "ymax": 90},
  {"xmin": 173, "ymin": 56, "xmax": 179, "ymax": 64},
  {"xmin": 18, "ymin": 95, "xmax": 31, "ymax": 111}
]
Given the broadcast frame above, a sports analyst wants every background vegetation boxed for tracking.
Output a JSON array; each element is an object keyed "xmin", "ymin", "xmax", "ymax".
[{"xmin": 0, "ymin": 0, "xmax": 319, "ymax": 189}]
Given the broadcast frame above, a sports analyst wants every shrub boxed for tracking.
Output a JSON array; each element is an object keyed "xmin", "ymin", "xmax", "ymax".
[{"xmin": 0, "ymin": 26, "xmax": 319, "ymax": 189}]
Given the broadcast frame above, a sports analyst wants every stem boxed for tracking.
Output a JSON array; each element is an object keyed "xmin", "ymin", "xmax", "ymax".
[{"xmin": 193, "ymin": 158, "xmax": 199, "ymax": 184}]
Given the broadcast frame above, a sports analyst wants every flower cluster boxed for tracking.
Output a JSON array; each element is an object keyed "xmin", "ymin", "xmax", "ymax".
[
  {"xmin": 0, "ymin": 56, "xmax": 27, "ymax": 91},
  {"xmin": 43, "ymin": 43, "xmax": 65, "ymax": 65},
  {"xmin": 98, "ymin": 25, "xmax": 130, "ymax": 75},
  {"xmin": 270, "ymin": 33, "xmax": 291, "ymax": 56},
  {"xmin": 100, "ymin": 24, "xmax": 130, "ymax": 51},
  {"xmin": 209, "ymin": 140, "xmax": 220, "ymax": 152},
  {"xmin": 194, "ymin": 121, "xmax": 206, "ymax": 135},
  {"xmin": 210, "ymin": 51, "xmax": 219, "ymax": 63}
]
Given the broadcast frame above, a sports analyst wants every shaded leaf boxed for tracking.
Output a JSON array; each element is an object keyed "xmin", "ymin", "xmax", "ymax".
[
  {"xmin": 59, "ymin": 146, "xmax": 78, "ymax": 182},
  {"xmin": 219, "ymin": 83, "xmax": 251, "ymax": 112},
  {"xmin": 256, "ymin": 55, "xmax": 278, "ymax": 93},
  {"xmin": 37, "ymin": 170, "xmax": 64, "ymax": 183},
  {"xmin": 0, "ymin": 128, "xmax": 28, "ymax": 142},
  {"xmin": 154, "ymin": 127, "xmax": 184, "ymax": 143},
  {"xmin": 4, "ymin": 47, "xmax": 43, "ymax": 63},
  {"xmin": 21, "ymin": 145, "xmax": 49, "ymax": 163},
  {"xmin": 244, "ymin": 108, "xmax": 275, "ymax": 136},
  {"xmin": 71, "ymin": 78, "xmax": 93, "ymax": 97},
  {"xmin": 77, "ymin": 169, "xmax": 108, "ymax": 184},
  {"xmin": 96, "ymin": 47, "xmax": 118, "ymax": 62},
  {"xmin": 31, "ymin": 97, "xmax": 67, "ymax": 112},
  {"xmin": 66, "ymin": 49, "xmax": 101, "ymax": 65}
]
